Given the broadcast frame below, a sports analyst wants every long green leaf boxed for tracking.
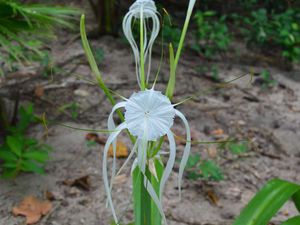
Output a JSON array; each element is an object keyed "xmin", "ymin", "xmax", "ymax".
[
  {"xmin": 281, "ymin": 216, "xmax": 300, "ymax": 225},
  {"xmin": 174, "ymin": 0, "xmax": 196, "ymax": 70},
  {"xmin": 150, "ymin": 159, "xmax": 164, "ymax": 225},
  {"xmin": 292, "ymin": 189, "xmax": 300, "ymax": 212},
  {"xmin": 132, "ymin": 167, "xmax": 143, "ymax": 225},
  {"xmin": 80, "ymin": 15, "xmax": 117, "ymax": 107},
  {"xmin": 80, "ymin": 14, "xmax": 136, "ymax": 143},
  {"xmin": 0, "ymin": 0, "xmax": 79, "ymax": 74},
  {"xmin": 166, "ymin": 43, "xmax": 175, "ymax": 99},
  {"xmin": 233, "ymin": 179, "xmax": 300, "ymax": 225}
]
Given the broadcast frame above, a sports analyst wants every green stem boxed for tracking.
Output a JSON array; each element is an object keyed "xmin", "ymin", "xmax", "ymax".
[
  {"xmin": 174, "ymin": 4, "xmax": 194, "ymax": 71},
  {"xmin": 166, "ymin": 1, "xmax": 195, "ymax": 100},
  {"xmin": 133, "ymin": 159, "xmax": 163, "ymax": 225},
  {"xmin": 133, "ymin": 167, "xmax": 151, "ymax": 225},
  {"xmin": 150, "ymin": 137, "xmax": 164, "ymax": 158}
]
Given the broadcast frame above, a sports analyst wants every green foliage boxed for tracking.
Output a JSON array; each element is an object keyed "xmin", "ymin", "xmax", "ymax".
[
  {"xmin": 185, "ymin": 139, "xmax": 249, "ymax": 182},
  {"xmin": 58, "ymin": 102, "xmax": 79, "ymax": 120},
  {"xmin": 0, "ymin": 0, "xmax": 80, "ymax": 76},
  {"xmin": 195, "ymin": 65, "xmax": 220, "ymax": 81},
  {"xmin": 0, "ymin": 104, "xmax": 51, "ymax": 178},
  {"xmin": 259, "ymin": 70, "xmax": 277, "ymax": 88},
  {"xmin": 85, "ymin": 140, "xmax": 97, "ymax": 147},
  {"xmin": 218, "ymin": 139, "xmax": 249, "ymax": 155},
  {"xmin": 242, "ymin": 8, "xmax": 300, "ymax": 62},
  {"xmin": 193, "ymin": 11, "xmax": 231, "ymax": 58},
  {"xmin": 227, "ymin": 142, "xmax": 248, "ymax": 154},
  {"xmin": 132, "ymin": 159, "xmax": 164, "ymax": 225},
  {"xmin": 40, "ymin": 52, "xmax": 62, "ymax": 77},
  {"xmin": 185, "ymin": 154, "xmax": 224, "ymax": 181},
  {"xmin": 233, "ymin": 179, "xmax": 300, "ymax": 225},
  {"xmin": 281, "ymin": 216, "xmax": 300, "ymax": 225},
  {"xmin": 162, "ymin": 17, "xmax": 181, "ymax": 49},
  {"xmin": 242, "ymin": 9, "xmax": 270, "ymax": 44}
]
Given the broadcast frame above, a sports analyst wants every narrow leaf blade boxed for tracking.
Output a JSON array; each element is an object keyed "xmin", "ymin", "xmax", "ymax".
[
  {"xmin": 166, "ymin": 43, "xmax": 175, "ymax": 99},
  {"xmin": 233, "ymin": 179, "xmax": 300, "ymax": 225},
  {"xmin": 281, "ymin": 216, "xmax": 300, "ymax": 225}
]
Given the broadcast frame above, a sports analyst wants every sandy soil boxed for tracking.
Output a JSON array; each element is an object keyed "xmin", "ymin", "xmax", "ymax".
[{"xmin": 1, "ymin": 25, "xmax": 300, "ymax": 225}]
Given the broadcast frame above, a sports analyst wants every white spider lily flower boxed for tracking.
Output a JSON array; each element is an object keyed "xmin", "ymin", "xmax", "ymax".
[
  {"xmin": 123, "ymin": 0, "xmax": 160, "ymax": 87},
  {"xmin": 103, "ymin": 89, "xmax": 191, "ymax": 224}
]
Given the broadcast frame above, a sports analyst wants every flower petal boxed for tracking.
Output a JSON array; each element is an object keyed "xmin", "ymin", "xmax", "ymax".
[
  {"xmin": 107, "ymin": 102, "xmax": 127, "ymax": 200},
  {"xmin": 116, "ymin": 141, "xmax": 138, "ymax": 176},
  {"xmin": 122, "ymin": 0, "xmax": 160, "ymax": 87},
  {"xmin": 175, "ymin": 109, "xmax": 191, "ymax": 199},
  {"xmin": 159, "ymin": 130, "xmax": 176, "ymax": 200},
  {"xmin": 103, "ymin": 123, "xmax": 127, "ymax": 224}
]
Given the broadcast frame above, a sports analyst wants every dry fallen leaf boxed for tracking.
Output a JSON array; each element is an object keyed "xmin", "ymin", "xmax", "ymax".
[
  {"xmin": 85, "ymin": 133, "xmax": 106, "ymax": 145},
  {"xmin": 12, "ymin": 196, "xmax": 52, "ymax": 224},
  {"xmin": 108, "ymin": 141, "xmax": 128, "ymax": 158},
  {"xmin": 206, "ymin": 190, "xmax": 219, "ymax": 206},
  {"xmin": 63, "ymin": 175, "xmax": 91, "ymax": 191},
  {"xmin": 211, "ymin": 128, "xmax": 224, "ymax": 136},
  {"xmin": 85, "ymin": 133, "xmax": 98, "ymax": 142},
  {"xmin": 44, "ymin": 191, "xmax": 55, "ymax": 201},
  {"xmin": 34, "ymin": 86, "xmax": 44, "ymax": 98}
]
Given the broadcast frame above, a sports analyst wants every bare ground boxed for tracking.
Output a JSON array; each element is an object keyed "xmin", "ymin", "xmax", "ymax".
[{"xmin": 0, "ymin": 33, "xmax": 300, "ymax": 225}]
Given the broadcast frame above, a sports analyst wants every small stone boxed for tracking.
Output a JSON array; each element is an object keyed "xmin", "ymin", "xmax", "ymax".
[
  {"xmin": 68, "ymin": 187, "xmax": 81, "ymax": 197},
  {"xmin": 74, "ymin": 89, "xmax": 89, "ymax": 97}
]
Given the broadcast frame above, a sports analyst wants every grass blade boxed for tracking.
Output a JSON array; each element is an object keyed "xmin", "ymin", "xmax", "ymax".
[
  {"xmin": 166, "ymin": 43, "xmax": 175, "ymax": 99},
  {"xmin": 281, "ymin": 216, "xmax": 300, "ymax": 225},
  {"xmin": 233, "ymin": 179, "xmax": 300, "ymax": 225}
]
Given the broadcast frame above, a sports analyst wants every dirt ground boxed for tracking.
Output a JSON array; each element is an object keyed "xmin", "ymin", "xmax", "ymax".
[{"xmin": 1, "ymin": 12, "xmax": 300, "ymax": 225}]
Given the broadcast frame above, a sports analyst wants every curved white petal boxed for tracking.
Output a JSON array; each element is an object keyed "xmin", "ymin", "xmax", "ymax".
[
  {"xmin": 116, "ymin": 141, "xmax": 138, "ymax": 176},
  {"xmin": 175, "ymin": 109, "xmax": 191, "ymax": 199},
  {"xmin": 159, "ymin": 130, "xmax": 176, "ymax": 200},
  {"xmin": 107, "ymin": 102, "xmax": 127, "ymax": 199},
  {"xmin": 122, "ymin": 0, "xmax": 160, "ymax": 87},
  {"xmin": 103, "ymin": 123, "xmax": 127, "ymax": 224},
  {"xmin": 137, "ymin": 122, "xmax": 148, "ymax": 173},
  {"xmin": 131, "ymin": 158, "xmax": 139, "ymax": 175}
]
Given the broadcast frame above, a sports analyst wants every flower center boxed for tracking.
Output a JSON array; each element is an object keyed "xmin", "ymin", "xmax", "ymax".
[{"xmin": 124, "ymin": 89, "xmax": 175, "ymax": 141}]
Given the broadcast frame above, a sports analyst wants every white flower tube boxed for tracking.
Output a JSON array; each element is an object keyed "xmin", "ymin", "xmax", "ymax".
[{"xmin": 123, "ymin": 0, "xmax": 160, "ymax": 87}]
